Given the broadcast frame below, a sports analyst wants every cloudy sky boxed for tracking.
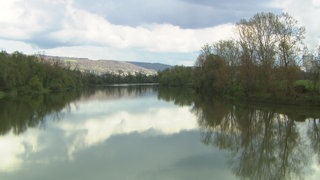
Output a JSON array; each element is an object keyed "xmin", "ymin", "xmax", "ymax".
[{"xmin": 0, "ymin": 0, "xmax": 319, "ymax": 65}]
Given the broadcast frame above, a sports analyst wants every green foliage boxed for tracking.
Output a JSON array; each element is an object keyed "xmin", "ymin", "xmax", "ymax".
[
  {"xmin": 294, "ymin": 80, "xmax": 320, "ymax": 92},
  {"xmin": 0, "ymin": 51, "xmax": 85, "ymax": 95},
  {"xmin": 29, "ymin": 76, "xmax": 43, "ymax": 92},
  {"xmin": 158, "ymin": 66, "xmax": 193, "ymax": 86},
  {"xmin": 0, "ymin": 51, "xmax": 159, "ymax": 95},
  {"xmin": 195, "ymin": 54, "xmax": 230, "ymax": 94}
]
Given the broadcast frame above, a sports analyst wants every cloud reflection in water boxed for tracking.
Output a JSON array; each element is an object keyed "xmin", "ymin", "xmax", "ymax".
[{"xmin": 0, "ymin": 88, "xmax": 198, "ymax": 172}]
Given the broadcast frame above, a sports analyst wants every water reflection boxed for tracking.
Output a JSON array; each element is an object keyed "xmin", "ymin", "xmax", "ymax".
[
  {"xmin": 79, "ymin": 86, "xmax": 158, "ymax": 101},
  {"xmin": 0, "ymin": 91, "xmax": 82, "ymax": 172},
  {"xmin": 0, "ymin": 86, "xmax": 199, "ymax": 176},
  {"xmin": 158, "ymin": 87, "xmax": 320, "ymax": 180},
  {"xmin": 0, "ymin": 91, "xmax": 82, "ymax": 135},
  {"xmin": 196, "ymin": 103, "xmax": 309, "ymax": 180},
  {"xmin": 308, "ymin": 118, "xmax": 320, "ymax": 163},
  {"xmin": 57, "ymin": 88, "xmax": 197, "ymax": 159},
  {"xmin": 0, "ymin": 86, "xmax": 319, "ymax": 179}
]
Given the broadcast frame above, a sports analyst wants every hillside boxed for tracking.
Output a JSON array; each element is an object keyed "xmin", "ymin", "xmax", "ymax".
[
  {"xmin": 127, "ymin": 61, "xmax": 172, "ymax": 71},
  {"xmin": 41, "ymin": 56, "xmax": 158, "ymax": 75}
]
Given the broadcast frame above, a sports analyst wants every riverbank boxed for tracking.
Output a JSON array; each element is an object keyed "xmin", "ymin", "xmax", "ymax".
[{"xmin": 221, "ymin": 91, "xmax": 320, "ymax": 107}]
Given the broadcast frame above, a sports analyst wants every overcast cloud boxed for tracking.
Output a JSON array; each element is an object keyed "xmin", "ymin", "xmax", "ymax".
[{"xmin": 0, "ymin": 0, "xmax": 319, "ymax": 65}]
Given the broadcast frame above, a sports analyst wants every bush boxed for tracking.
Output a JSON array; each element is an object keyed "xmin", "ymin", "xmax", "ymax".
[{"xmin": 294, "ymin": 85, "xmax": 307, "ymax": 94}]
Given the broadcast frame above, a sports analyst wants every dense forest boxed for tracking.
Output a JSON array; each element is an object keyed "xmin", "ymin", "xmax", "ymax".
[
  {"xmin": 0, "ymin": 51, "xmax": 158, "ymax": 97},
  {"xmin": 158, "ymin": 12, "xmax": 320, "ymax": 102},
  {"xmin": 0, "ymin": 51, "xmax": 86, "ymax": 96}
]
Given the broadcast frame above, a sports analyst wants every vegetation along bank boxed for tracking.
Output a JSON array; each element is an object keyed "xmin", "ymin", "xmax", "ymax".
[{"xmin": 158, "ymin": 12, "xmax": 320, "ymax": 105}]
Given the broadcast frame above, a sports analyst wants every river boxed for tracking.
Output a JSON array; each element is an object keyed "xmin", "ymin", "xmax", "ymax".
[{"xmin": 0, "ymin": 86, "xmax": 319, "ymax": 180}]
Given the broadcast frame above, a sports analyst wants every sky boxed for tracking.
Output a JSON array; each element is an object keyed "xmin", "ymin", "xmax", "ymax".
[{"xmin": 0, "ymin": 0, "xmax": 319, "ymax": 65}]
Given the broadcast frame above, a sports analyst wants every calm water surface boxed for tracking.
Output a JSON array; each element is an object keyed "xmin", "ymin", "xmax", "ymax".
[{"xmin": 0, "ymin": 86, "xmax": 319, "ymax": 180}]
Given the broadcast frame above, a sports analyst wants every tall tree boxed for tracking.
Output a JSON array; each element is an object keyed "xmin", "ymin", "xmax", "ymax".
[
  {"xmin": 277, "ymin": 13, "xmax": 305, "ymax": 94},
  {"xmin": 236, "ymin": 12, "xmax": 305, "ymax": 94},
  {"xmin": 237, "ymin": 12, "xmax": 280, "ymax": 92}
]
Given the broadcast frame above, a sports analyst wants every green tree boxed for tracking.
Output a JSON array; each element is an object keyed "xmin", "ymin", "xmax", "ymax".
[
  {"xmin": 194, "ymin": 54, "xmax": 229, "ymax": 94},
  {"xmin": 158, "ymin": 66, "xmax": 193, "ymax": 86}
]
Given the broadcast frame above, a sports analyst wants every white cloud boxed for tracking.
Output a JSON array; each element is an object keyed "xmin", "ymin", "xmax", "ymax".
[
  {"xmin": 0, "ymin": 0, "xmax": 66, "ymax": 40},
  {"xmin": 49, "ymin": 3, "xmax": 235, "ymax": 53},
  {"xmin": 0, "ymin": 0, "xmax": 236, "ymax": 65},
  {"xmin": 272, "ymin": 0, "xmax": 320, "ymax": 48},
  {"xmin": 0, "ymin": 0, "xmax": 235, "ymax": 56},
  {"xmin": 312, "ymin": 0, "xmax": 320, "ymax": 6},
  {"xmin": 1, "ymin": 0, "xmax": 318, "ymax": 64}
]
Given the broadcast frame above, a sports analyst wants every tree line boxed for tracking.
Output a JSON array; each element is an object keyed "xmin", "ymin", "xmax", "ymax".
[
  {"xmin": 159, "ymin": 12, "xmax": 320, "ymax": 100},
  {"xmin": 0, "ymin": 51, "xmax": 158, "ymax": 97},
  {"xmin": 0, "ymin": 51, "xmax": 86, "ymax": 96}
]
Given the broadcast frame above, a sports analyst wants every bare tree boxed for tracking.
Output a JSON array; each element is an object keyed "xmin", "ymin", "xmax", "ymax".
[
  {"xmin": 277, "ymin": 13, "xmax": 305, "ymax": 94},
  {"xmin": 237, "ymin": 12, "xmax": 281, "ymax": 92},
  {"xmin": 236, "ymin": 12, "xmax": 305, "ymax": 94},
  {"xmin": 311, "ymin": 48, "xmax": 320, "ymax": 94}
]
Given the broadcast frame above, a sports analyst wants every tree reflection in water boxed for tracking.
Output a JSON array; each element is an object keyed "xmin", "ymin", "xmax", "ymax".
[
  {"xmin": 0, "ymin": 86, "xmax": 158, "ymax": 136},
  {"xmin": 0, "ymin": 91, "xmax": 82, "ymax": 135},
  {"xmin": 158, "ymin": 87, "xmax": 320, "ymax": 180},
  {"xmin": 1, "ymin": 87, "xmax": 319, "ymax": 179},
  {"xmin": 308, "ymin": 118, "xmax": 320, "ymax": 164}
]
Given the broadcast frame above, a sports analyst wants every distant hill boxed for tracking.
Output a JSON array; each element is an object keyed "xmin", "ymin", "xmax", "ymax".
[
  {"xmin": 41, "ymin": 56, "xmax": 157, "ymax": 75},
  {"xmin": 40, "ymin": 55, "xmax": 173, "ymax": 75},
  {"xmin": 127, "ymin": 61, "xmax": 172, "ymax": 71}
]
